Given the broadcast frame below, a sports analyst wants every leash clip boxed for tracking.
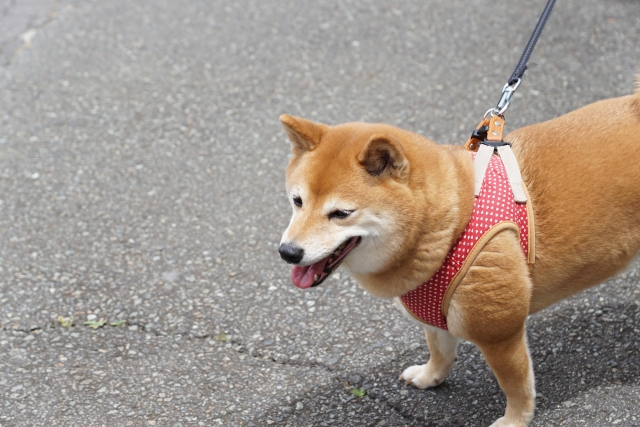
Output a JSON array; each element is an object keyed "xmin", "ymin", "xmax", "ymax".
[{"xmin": 496, "ymin": 78, "xmax": 522, "ymax": 115}]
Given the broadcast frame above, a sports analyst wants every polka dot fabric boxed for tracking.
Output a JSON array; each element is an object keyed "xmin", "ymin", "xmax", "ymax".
[{"xmin": 400, "ymin": 153, "xmax": 530, "ymax": 330}]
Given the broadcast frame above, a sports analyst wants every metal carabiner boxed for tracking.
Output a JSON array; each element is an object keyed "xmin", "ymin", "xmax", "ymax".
[{"xmin": 496, "ymin": 78, "xmax": 522, "ymax": 116}]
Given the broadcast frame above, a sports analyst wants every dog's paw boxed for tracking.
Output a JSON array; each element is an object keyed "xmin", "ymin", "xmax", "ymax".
[
  {"xmin": 398, "ymin": 363, "xmax": 445, "ymax": 389},
  {"xmin": 489, "ymin": 417, "xmax": 527, "ymax": 427}
]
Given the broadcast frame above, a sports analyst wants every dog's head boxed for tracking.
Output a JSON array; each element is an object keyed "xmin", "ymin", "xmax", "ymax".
[{"xmin": 278, "ymin": 114, "xmax": 420, "ymax": 290}]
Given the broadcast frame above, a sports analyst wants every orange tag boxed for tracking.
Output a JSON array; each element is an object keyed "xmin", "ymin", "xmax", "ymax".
[{"xmin": 486, "ymin": 115, "xmax": 505, "ymax": 142}]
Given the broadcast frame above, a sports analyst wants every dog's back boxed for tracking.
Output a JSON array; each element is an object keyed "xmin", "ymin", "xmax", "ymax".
[{"xmin": 509, "ymin": 84, "xmax": 640, "ymax": 312}]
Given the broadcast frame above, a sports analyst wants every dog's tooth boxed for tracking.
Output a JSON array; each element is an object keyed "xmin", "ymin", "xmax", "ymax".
[{"xmin": 313, "ymin": 274, "xmax": 319, "ymax": 282}]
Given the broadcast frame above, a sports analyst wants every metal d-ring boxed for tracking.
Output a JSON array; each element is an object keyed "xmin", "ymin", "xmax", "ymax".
[{"xmin": 484, "ymin": 108, "xmax": 500, "ymax": 119}]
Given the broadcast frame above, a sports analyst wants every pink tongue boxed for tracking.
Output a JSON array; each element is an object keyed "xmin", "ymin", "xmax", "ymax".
[{"xmin": 291, "ymin": 257, "xmax": 329, "ymax": 289}]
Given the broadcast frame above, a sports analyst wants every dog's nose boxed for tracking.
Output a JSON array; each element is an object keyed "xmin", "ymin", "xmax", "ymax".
[{"xmin": 278, "ymin": 244, "xmax": 304, "ymax": 264}]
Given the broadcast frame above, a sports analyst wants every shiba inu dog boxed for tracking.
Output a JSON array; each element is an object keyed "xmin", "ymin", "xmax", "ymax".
[{"xmin": 277, "ymin": 80, "xmax": 640, "ymax": 427}]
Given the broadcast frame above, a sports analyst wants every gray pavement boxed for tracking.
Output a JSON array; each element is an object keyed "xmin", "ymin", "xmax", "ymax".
[{"xmin": 0, "ymin": 0, "xmax": 639, "ymax": 426}]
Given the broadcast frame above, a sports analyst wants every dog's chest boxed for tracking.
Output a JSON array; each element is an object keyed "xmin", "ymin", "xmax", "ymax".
[{"xmin": 399, "ymin": 154, "xmax": 533, "ymax": 330}]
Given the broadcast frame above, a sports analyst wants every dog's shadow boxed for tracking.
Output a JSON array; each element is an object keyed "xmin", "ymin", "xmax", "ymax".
[{"xmin": 253, "ymin": 289, "xmax": 640, "ymax": 426}]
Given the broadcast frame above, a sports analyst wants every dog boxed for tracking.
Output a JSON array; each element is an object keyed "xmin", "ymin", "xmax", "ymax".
[{"xmin": 277, "ymin": 78, "xmax": 640, "ymax": 427}]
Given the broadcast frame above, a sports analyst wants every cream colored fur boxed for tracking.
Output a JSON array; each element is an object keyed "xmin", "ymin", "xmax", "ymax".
[{"xmin": 279, "ymin": 80, "xmax": 640, "ymax": 427}]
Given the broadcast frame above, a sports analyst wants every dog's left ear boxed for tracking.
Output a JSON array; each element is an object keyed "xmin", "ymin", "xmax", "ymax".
[{"xmin": 358, "ymin": 134, "xmax": 409, "ymax": 181}]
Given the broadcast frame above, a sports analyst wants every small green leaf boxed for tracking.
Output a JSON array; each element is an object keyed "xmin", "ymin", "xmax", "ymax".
[
  {"xmin": 350, "ymin": 387, "xmax": 366, "ymax": 398},
  {"xmin": 110, "ymin": 320, "xmax": 125, "ymax": 327},
  {"xmin": 84, "ymin": 319, "xmax": 107, "ymax": 329},
  {"xmin": 213, "ymin": 333, "xmax": 230, "ymax": 342},
  {"xmin": 57, "ymin": 316, "xmax": 75, "ymax": 328}
]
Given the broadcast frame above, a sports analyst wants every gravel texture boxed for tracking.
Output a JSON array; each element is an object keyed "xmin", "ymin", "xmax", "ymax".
[{"xmin": 0, "ymin": 0, "xmax": 639, "ymax": 425}]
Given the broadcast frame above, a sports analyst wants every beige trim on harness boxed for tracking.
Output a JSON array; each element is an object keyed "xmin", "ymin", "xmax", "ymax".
[
  {"xmin": 442, "ymin": 221, "xmax": 519, "ymax": 318},
  {"xmin": 475, "ymin": 148, "xmax": 535, "ymax": 264},
  {"xmin": 441, "ymin": 185, "xmax": 536, "ymax": 317},
  {"xmin": 523, "ymin": 183, "xmax": 536, "ymax": 264}
]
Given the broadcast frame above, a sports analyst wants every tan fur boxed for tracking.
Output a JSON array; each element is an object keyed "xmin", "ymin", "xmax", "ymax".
[
  {"xmin": 282, "ymin": 120, "xmax": 475, "ymax": 297},
  {"xmin": 512, "ymin": 94, "xmax": 640, "ymax": 312},
  {"xmin": 279, "ymin": 79, "xmax": 640, "ymax": 427}
]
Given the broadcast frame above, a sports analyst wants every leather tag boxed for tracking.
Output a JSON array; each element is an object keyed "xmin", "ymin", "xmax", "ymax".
[{"xmin": 486, "ymin": 115, "xmax": 505, "ymax": 142}]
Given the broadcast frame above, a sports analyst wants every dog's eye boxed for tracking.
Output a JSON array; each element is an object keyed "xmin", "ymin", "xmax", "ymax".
[
  {"xmin": 293, "ymin": 196, "xmax": 303, "ymax": 207},
  {"xmin": 328, "ymin": 210, "xmax": 354, "ymax": 220}
]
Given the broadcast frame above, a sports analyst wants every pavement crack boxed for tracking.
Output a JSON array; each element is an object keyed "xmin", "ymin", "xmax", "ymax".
[
  {"xmin": 366, "ymin": 388, "xmax": 423, "ymax": 425},
  {"xmin": 0, "ymin": 324, "xmax": 41, "ymax": 334},
  {"xmin": 223, "ymin": 339, "xmax": 339, "ymax": 371}
]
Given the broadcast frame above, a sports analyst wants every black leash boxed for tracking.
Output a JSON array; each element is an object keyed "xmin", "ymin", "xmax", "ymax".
[
  {"xmin": 508, "ymin": 0, "xmax": 557, "ymax": 86},
  {"xmin": 493, "ymin": 0, "xmax": 557, "ymax": 117},
  {"xmin": 466, "ymin": 0, "xmax": 557, "ymax": 150}
]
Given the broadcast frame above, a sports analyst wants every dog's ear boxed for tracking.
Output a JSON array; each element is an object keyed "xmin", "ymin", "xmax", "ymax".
[
  {"xmin": 280, "ymin": 114, "xmax": 328, "ymax": 153},
  {"xmin": 358, "ymin": 134, "xmax": 409, "ymax": 181}
]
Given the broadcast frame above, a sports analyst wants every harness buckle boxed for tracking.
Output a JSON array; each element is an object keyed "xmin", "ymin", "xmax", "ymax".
[{"xmin": 470, "ymin": 125, "xmax": 489, "ymax": 142}]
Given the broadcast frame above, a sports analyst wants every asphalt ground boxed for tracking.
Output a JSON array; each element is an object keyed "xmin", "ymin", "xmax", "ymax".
[{"xmin": 0, "ymin": 0, "xmax": 639, "ymax": 426}]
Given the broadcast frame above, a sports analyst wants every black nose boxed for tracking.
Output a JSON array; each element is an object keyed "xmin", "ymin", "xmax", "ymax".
[{"xmin": 278, "ymin": 244, "xmax": 304, "ymax": 264}]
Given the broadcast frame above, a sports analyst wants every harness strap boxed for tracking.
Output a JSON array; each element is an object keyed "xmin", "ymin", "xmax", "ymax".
[
  {"xmin": 497, "ymin": 145, "xmax": 527, "ymax": 203},
  {"xmin": 473, "ymin": 115, "xmax": 528, "ymax": 202},
  {"xmin": 474, "ymin": 144, "xmax": 494, "ymax": 196},
  {"xmin": 474, "ymin": 144, "xmax": 527, "ymax": 203}
]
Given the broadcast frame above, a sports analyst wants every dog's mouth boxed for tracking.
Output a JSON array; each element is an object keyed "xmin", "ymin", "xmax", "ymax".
[{"xmin": 291, "ymin": 237, "xmax": 361, "ymax": 289}]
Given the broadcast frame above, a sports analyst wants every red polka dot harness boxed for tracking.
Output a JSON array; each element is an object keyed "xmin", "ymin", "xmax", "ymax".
[{"xmin": 399, "ymin": 153, "xmax": 534, "ymax": 330}]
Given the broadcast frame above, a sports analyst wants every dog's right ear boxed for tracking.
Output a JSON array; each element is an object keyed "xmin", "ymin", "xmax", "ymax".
[
  {"xmin": 280, "ymin": 114, "xmax": 328, "ymax": 153},
  {"xmin": 358, "ymin": 134, "xmax": 409, "ymax": 181}
]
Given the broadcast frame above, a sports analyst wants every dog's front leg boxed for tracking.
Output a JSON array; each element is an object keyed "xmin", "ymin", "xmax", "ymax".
[
  {"xmin": 399, "ymin": 325, "xmax": 459, "ymax": 388},
  {"xmin": 477, "ymin": 329, "xmax": 535, "ymax": 427},
  {"xmin": 446, "ymin": 228, "xmax": 535, "ymax": 426}
]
